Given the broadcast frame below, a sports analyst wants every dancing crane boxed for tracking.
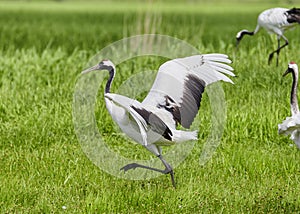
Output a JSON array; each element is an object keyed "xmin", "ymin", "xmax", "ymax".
[
  {"xmin": 278, "ymin": 62, "xmax": 300, "ymax": 149},
  {"xmin": 236, "ymin": 7, "xmax": 300, "ymax": 66},
  {"xmin": 82, "ymin": 54, "xmax": 235, "ymax": 187}
]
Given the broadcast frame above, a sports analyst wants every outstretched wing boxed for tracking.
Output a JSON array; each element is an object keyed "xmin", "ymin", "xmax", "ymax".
[{"xmin": 142, "ymin": 54, "xmax": 235, "ymax": 129}]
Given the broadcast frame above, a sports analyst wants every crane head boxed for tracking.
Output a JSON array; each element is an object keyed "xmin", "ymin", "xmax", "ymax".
[
  {"xmin": 235, "ymin": 30, "xmax": 255, "ymax": 48},
  {"xmin": 82, "ymin": 59, "xmax": 115, "ymax": 74},
  {"xmin": 235, "ymin": 30, "xmax": 246, "ymax": 48},
  {"xmin": 283, "ymin": 62, "xmax": 298, "ymax": 77}
]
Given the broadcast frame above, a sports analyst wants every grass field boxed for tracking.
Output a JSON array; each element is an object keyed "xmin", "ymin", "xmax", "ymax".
[{"xmin": 1, "ymin": 0, "xmax": 300, "ymax": 213}]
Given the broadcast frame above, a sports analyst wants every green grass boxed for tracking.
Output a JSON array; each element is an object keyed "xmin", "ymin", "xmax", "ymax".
[{"xmin": 1, "ymin": 0, "xmax": 300, "ymax": 213}]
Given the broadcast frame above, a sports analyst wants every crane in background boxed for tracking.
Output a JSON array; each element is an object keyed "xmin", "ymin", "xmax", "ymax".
[{"xmin": 236, "ymin": 7, "xmax": 300, "ymax": 66}]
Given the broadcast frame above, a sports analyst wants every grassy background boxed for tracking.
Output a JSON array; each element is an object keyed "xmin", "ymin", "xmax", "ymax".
[{"xmin": 1, "ymin": 0, "xmax": 300, "ymax": 213}]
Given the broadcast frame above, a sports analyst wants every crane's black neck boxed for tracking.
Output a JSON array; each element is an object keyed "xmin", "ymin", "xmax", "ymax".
[
  {"xmin": 291, "ymin": 70, "xmax": 299, "ymax": 115},
  {"xmin": 242, "ymin": 30, "xmax": 254, "ymax": 36},
  {"xmin": 105, "ymin": 67, "xmax": 115, "ymax": 94},
  {"xmin": 237, "ymin": 30, "xmax": 255, "ymax": 41}
]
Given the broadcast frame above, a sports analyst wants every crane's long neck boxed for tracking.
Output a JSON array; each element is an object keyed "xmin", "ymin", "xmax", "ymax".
[
  {"xmin": 105, "ymin": 68, "xmax": 115, "ymax": 94},
  {"xmin": 242, "ymin": 30, "xmax": 255, "ymax": 37},
  {"xmin": 291, "ymin": 70, "xmax": 299, "ymax": 116},
  {"xmin": 237, "ymin": 25, "xmax": 260, "ymax": 42}
]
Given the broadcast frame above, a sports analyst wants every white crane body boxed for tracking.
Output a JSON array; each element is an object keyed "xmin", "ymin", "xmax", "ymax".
[{"xmin": 258, "ymin": 8, "xmax": 296, "ymax": 34}]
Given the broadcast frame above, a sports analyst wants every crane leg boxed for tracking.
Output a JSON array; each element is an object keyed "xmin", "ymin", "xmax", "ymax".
[
  {"xmin": 120, "ymin": 155, "xmax": 176, "ymax": 188},
  {"xmin": 268, "ymin": 36, "xmax": 288, "ymax": 66}
]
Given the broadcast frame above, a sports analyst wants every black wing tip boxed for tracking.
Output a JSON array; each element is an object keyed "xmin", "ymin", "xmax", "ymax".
[
  {"xmin": 158, "ymin": 74, "xmax": 206, "ymax": 129},
  {"xmin": 288, "ymin": 7, "xmax": 300, "ymax": 11},
  {"xmin": 286, "ymin": 8, "xmax": 300, "ymax": 24},
  {"xmin": 179, "ymin": 74, "xmax": 206, "ymax": 129}
]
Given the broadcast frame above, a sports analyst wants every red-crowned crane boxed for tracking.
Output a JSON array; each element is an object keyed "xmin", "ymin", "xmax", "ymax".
[
  {"xmin": 82, "ymin": 54, "xmax": 235, "ymax": 187},
  {"xmin": 278, "ymin": 62, "xmax": 300, "ymax": 149},
  {"xmin": 236, "ymin": 8, "xmax": 300, "ymax": 66}
]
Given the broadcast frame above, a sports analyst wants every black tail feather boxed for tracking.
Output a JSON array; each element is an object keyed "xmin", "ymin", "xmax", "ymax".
[{"xmin": 287, "ymin": 8, "xmax": 300, "ymax": 24}]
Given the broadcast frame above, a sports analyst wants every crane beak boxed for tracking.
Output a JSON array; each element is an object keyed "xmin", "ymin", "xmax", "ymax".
[
  {"xmin": 81, "ymin": 64, "xmax": 100, "ymax": 74},
  {"xmin": 282, "ymin": 68, "xmax": 290, "ymax": 77}
]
